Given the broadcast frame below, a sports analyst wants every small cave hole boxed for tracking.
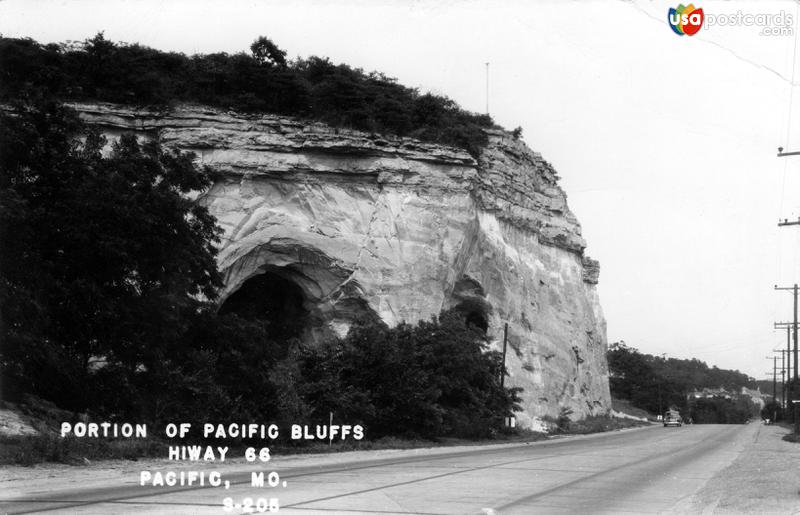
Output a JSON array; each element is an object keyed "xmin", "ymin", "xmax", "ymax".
[
  {"xmin": 465, "ymin": 310, "xmax": 489, "ymax": 334},
  {"xmin": 219, "ymin": 272, "xmax": 309, "ymax": 342}
]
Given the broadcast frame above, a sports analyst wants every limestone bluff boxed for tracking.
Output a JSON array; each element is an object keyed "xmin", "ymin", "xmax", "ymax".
[{"xmin": 72, "ymin": 102, "xmax": 611, "ymax": 429}]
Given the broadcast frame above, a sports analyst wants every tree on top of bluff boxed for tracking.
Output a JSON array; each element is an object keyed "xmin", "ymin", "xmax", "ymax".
[
  {"xmin": 0, "ymin": 34, "xmax": 496, "ymax": 156},
  {"xmin": 250, "ymin": 36, "xmax": 287, "ymax": 68}
]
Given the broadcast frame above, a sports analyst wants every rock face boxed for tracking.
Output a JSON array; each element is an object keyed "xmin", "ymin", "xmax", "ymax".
[{"xmin": 73, "ymin": 102, "xmax": 611, "ymax": 427}]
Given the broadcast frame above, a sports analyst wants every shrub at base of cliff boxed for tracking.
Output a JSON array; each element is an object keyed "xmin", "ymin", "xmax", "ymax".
[
  {"xmin": 162, "ymin": 309, "xmax": 522, "ymax": 442},
  {"xmin": 279, "ymin": 311, "xmax": 523, "ymax": 440}
]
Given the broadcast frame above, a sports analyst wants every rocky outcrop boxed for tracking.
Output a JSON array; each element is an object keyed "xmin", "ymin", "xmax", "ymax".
[
  {"xmin": 582, "ymin": 257, "xmax": 601, "ymax": 285},
  {"xmin": 72, "ymin": 102, "xmax": 611, "ymax": 426}
]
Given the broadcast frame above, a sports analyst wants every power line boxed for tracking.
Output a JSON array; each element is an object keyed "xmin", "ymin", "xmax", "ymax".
[
  {"xmin": 628, "ymin": 0, "xmax": 800, "ymax": 85},
  {"xmin": 778, "ymin": 1, "xmax": 799, "ymax": 222}
]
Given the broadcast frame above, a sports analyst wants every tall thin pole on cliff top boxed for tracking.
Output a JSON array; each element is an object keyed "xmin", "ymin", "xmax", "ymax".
[
  {"xmin": 485, "ymin": 62, "xmax": 489, "ymax": 115},
  {"xmin": 500, "ymin": 323, "xmax": 508, "ymax": 389}
]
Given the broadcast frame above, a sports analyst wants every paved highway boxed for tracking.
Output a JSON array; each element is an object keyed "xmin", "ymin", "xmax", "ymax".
[{"xmin": 1, "ymin": 423, "xmax": 756, "ymax": 514}]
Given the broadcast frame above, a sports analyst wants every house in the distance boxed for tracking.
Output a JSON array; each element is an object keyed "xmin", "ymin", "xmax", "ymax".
[
  {"xmin": 687, "ymin": 386, "xmax": 769, "ymax": 409},
  {"xmin": 687, "ymin": 387, "xmax": 734, "ymax": 400}
]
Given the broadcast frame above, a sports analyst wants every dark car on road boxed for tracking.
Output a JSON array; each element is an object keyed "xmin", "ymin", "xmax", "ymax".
[{"xmin": 663, "ymin": 410, "xmax": 682, "ymax": 427}]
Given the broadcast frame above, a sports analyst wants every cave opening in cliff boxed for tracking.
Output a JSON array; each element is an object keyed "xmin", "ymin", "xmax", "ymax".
[
  {"xmin": 449, "ymin": 276, "xmax": 490, "ymax": 335},
  {"xmin": 465, "ymin": 310, "xmax": 489, "ymax": 333},
  {"xmin": 219, "ymin": 272, "xmax": 309, "ymax": 343},
  {"xmin": 453, "ymin": 298, "xmax": 489, "ymax": 334}
]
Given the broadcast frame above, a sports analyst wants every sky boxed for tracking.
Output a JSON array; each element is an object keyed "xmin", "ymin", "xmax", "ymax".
[{"xmin": 2, "ymin": 0, "xmax": 800, "ymax": 380}]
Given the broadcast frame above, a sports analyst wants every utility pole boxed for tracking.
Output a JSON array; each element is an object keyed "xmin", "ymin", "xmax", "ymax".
[
  {"xmin": 773, "ymin": 325, "xmax": 794, "ymax": 383},
  {"xmin": 766, "ymin": 364, "xmax": 783, "ymax": 423},
  {"xmin": 658, "ymin": 353, "xmax": 666, "ymax": 417},
  {"xmin": 768, "ymin": 356, "xmax": 778, "ymax": 402},
  {"xmin": 779, "ymin": 364, "xmax": 789, "ymax": 406},
  {"xmin": 774, "ymin": 348, "xmax": 789, "ymax": 408},
  {"xmin": 775, "ymin": 140, "xmax": 800, "ymax": 423},
  {"xmin": 500, "ymin": 322, "xmax": 508, "ymax": 389},
  {"xmin": 774, "ymin": 284, "xmax": 799, "ymax": 381},
  {"xmin": 775, "ymin": 317, "xmax": 798, "ymax": 420},
  {"xmin": 788, "ymin": 325, "xmax": 792, "ymax": 388},
  {"xmin": 766, "ymin": 362, "xmax": 788, "ymax": 418}
]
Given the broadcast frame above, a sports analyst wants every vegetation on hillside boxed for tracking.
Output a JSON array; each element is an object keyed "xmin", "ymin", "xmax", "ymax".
[
  {"xmin": 0, "ymin": 34, "xmax": 495, "ymax": 156},
  {"xmin": 0, "ymin": 102, "xmax": 519, "ymax": 445},
  {"xmin": 608, "ymin": 342, "xmax": 760, "ymax": 423}
]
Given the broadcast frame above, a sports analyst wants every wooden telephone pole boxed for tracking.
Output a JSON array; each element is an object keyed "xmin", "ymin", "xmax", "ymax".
[
  {"xmin": 500, "ymin": 322, "xmax": 508, "ymax": 389},
  {"xmin": 766, "ymin": 364, "xmax": 786, "ymax": 423},
  {"xmin": 774, "ymin": 284, "xmax": 799, "ymax": 382},
  {"xmin": 776, "ymin": 126, "xmax": 800, "ymax": 424},
  {"xmin": 774, "ymin": 348, "xmax": 790, "ymax": 408},
  {"xmin": 767, "ymin": 356, "xmax": 780, "ymax": 402}
]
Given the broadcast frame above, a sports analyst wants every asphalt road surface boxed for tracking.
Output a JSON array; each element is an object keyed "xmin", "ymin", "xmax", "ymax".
[{"xmin": 1, "ymin": 423, "xmax": 757, "ymax": 514}]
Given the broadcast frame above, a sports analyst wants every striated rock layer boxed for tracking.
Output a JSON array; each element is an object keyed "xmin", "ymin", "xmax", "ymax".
[{"xmin": 73, "ymin": 102, "xmax": 611, "ymax": 427}]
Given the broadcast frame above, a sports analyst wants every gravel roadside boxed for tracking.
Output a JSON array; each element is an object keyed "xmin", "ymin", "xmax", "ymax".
[{"xmin": 676, "ymin": 423, "xmax": 800, "ymax": 514}]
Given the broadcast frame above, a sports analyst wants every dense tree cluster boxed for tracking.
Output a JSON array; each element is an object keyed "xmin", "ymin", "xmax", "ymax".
[
  {"xmin": 151, "ymin": 310, "xmax": 522, "ymax": 439},
  {"xmin": 690, "ymin": 397, "xmax": 755, "ymax": 424},
  {"xmin": 0, "ymin": 34, "xmax": 495, "ymax": 156},
  {"xmin": 0, "ymin": 102, "xmax": 519, "ymax": 439},
  {"xmin": 607, "ymin": 342, "xmax": 759, "ymax": 423},
  {"xmin": 0, "ymin": 101, "xmax": 221, "ymax": 415},
  {"xmin": 282, "ymin": 313, "xmax": 522, "ymax": 439}
]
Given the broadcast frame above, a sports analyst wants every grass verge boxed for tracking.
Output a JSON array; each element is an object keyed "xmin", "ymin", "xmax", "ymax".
[
  {"xmin": 0, "ymin": 433, "xmax": 164, "ymax": 466},
  {"xmin": 545, "ymin": 413, "xmax": 651, "ymax": 435}
]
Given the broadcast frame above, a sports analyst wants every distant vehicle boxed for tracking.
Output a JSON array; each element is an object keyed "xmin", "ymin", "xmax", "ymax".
[{"xmin": 663, "ymin": 410, "xmax": 682, "ymax": 427}]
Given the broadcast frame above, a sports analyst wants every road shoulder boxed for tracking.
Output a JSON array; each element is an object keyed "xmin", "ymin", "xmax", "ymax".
[{"xmin": 674, "ymin": 423, "xmax": 800, "ymax": 514}]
